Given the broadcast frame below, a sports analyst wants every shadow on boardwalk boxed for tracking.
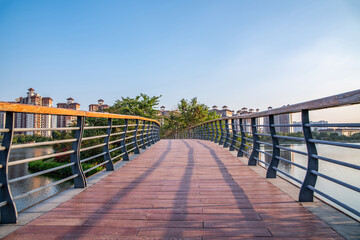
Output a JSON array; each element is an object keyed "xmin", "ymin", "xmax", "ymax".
[{"xmin": 3, "ymin": 140, "xmax": 343, "ymax": 240}]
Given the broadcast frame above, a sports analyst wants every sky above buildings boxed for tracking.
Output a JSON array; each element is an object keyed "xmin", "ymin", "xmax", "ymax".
[{"xmin": 0, "ymin": 0, "xmax": 359, "ymax": 121}]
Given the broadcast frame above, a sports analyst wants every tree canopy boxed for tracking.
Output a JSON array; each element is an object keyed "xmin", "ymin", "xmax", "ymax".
[{"xmin": 108, "ymin": 93, "xmax": 161, "ymax": 119}]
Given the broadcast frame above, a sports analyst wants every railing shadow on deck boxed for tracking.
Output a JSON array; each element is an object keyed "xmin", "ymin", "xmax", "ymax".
[
  {"xmin": 0, "ymin": 103, "xmax": 160, "ymax": 224},
  {"xmin": 173, "ymin": 90, "xmax": 360, "ymax": 221}
]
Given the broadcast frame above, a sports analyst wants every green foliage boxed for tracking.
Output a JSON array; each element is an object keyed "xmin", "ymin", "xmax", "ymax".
[
  {"xmin": 108, "ymin": 93, "xmax": 161, "ymax": 119},
  {"xmin": 161, "ymin": 97, "xmax": 220, "ymax": 137},
  {"xmin": 12, "ymin": 134, "xmax": 52, "ymax": 144}
]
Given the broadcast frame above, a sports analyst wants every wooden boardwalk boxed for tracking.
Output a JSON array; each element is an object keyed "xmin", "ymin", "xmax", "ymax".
[{"xmin": 4, "ymin": 140, "xmax": 342, "ymax": 239}]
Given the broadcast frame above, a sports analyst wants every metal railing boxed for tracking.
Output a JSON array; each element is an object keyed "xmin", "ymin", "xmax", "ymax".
[
  {"xmin": 174, "ymin": 90, "xmax": 360, "ymax": 220},
  {"xmin": 0, "ymin": 102, "xmax": 160, "ymax": 223}
]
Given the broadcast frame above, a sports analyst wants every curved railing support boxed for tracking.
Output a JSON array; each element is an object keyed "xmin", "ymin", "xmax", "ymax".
[
  {"xmin": 70, "ymin": 116, "xmax": 87, "ymax": 188},
  {"xmin": 266, "ymin": 115, "xmax": 280, "ymax": 178},
  {"xmin": 248, "ymin": 117, "xmax": 259, "ymax": 166},
  {"xmin": 104, "ymin": 118, "xmax": 114, "ymax": 171},
  {"xmin": 299, "ymin": 110, "xmax": 318, "ymax": 202},
  {"xmin": 0, "ymin": 112, "xmax": 18, "ymax": 223}
]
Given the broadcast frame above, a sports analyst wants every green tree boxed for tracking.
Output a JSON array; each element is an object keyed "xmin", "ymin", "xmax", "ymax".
[{"xmin": 108, "ymin": 93, "xmax": 161, "ymax": 119}]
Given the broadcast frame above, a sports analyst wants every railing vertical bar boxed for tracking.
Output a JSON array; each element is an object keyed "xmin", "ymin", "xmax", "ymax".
[
  {"xmin": 146, "ymin": 121, "xmax": 151, "ymax": 146},
  {"xmin": 71, "ymin": 116, "xmax": 87, "ymax": 187},
  {"xmin": 223, "ymin": 119, "xmax": 230, "ymax": 147},
  {"xmin": 237, "ymin": 118, "xmax": 246, "ymax": 157},
  {"xmin": 0, "ymin": 112, "xmax": 18, "ymax": 223},
  {"xmin": 219, "ymin": 120, "xmax": 225, "ymax": 145},
  {"xmin": 266, "ymin": 115, "xmax": 280, "ymax": 178},
  {"xmin": 121, "ymin": 119, "xmax": 129, "ymax": 161},
  {"xmin": 133, "ymin": 119, "xmax": 140, "ymax": 154},
  {"xmin": 229, "ymin": 119, "xmax": 236, "ymax": 151},
  {"xmin": 103, "ymin": 118, "xmax": 114, "ymax": 171},
  {"xmin": 299, "ymin": 110, "xmax": 318, "ymax": 202},
  {"xmin": 248, "ymin": 117, "xmax": 259, "ymax": 166},
  {"xmin": 141, "ymin": 120, "xmax": 146, "ymax": 149}
]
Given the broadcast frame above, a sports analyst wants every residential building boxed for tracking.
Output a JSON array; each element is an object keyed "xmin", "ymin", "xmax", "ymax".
[
  {"xmin": 14, "ymin": 88, "xmax": 53, "ymax": 136},
  {"xmin": 209, "ymin": 105, "xmax": 234, "ymax": 117},
  {"xmin": 263, "ymin": 107, "xmax": 293, "ymax": 133},
  {"xmin": 0, "ymin": 112, "xmax": 4, "ymax": 128},
  {"xmin": 57, "ymin": 98, "xmax": 80, "ymax": 127},
  {"xmin": 292, "ymin": 120, "xmax": 329, "ymax": 133},
  {"xmin": 89, "ymin": 99, "xmax": 109, "ymax": 112}
]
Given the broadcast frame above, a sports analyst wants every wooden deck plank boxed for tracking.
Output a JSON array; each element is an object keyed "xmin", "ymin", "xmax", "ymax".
[{"xmin": 4, "ymin": 140, "xmax": 343, "ymax": 239}]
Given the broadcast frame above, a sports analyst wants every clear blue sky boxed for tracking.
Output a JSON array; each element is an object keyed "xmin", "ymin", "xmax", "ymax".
[{"xmin": 0, "ymin": 0, "xmax": 359, "ymax": 120}]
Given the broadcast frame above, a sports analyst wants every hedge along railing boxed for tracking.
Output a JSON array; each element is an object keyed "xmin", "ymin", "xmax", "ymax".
[
  {"xmin": 0, "ymin": 102, "xmax": 160, "ymax": 223},
  {"xmin": 174, "ymin": 90, "xmax": 360, "ymax": 220}
]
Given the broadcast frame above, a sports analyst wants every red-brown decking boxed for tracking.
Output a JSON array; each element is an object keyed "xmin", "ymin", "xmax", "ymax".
[{"xmin": 4, "ymin": 140, "xmax": 343, "ymax": 239}]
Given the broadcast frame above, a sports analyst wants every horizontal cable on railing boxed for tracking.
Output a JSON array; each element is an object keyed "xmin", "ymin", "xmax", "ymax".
[
  {"xmin": 112, "ymin": 125, "xmax": 126, "ymax": 128},
  {"xmin": 84, "ymin": 126, "xmax": 110, "ymax": 130},
  {"xmin": 0, "ymin": 147, "xmax": 5, "ymax": 151},
  {"xmin": 306, "ymin": 123, "xmax": 360, "ymax": 127},
  {"xmin": 272, "ymin": 166, "xmax": 303, "ymax": 184},
  {"xmin": 112, "ymin": 152, "xmax": 125, "ymax": 160},
  {"xmin": 80, "ymin": 152, "xmax": 107, "ymax": 163},
  {"xmin": 255, "ymin": 133, "xmax": 271, "ymax": 137},
  {"xmin": 0, "ymin": 201, "xmax": 7, "ymax": 208},
  {"xmin": 275, "ymin": 156, "xmax": 307, "ymax": 170},
  {"xmin": 109, "ymin": 146, "xmax": 122, "ymax": 153},
  {"xmin": 254, "ymin": 157, "xmax": 269, "ymax": 166},
  {"xmin": 109, "ymin": 138, "xmax": 122, "ymax": 145},
  {"xmin": 309, "ymin": 139, "xmax": 360, "ymax": 149},
  {"xmin": 110, "ymin": 131, "xmax": 125, "ymax": 137},
  {"xmin": 9, "ymin": 162, "xmax": 75, "ymax": 184},
  {"xmin": 273, "ymin": 135, "xmax": 305, "ymax": 141},
  {"xmin": 0, "ymin": 129, "xmax": 9, "ymax": 133},
  {"xmin": 241, "ymin": 150, "xmax": 251, "ymax": 156},
  {"xmin": 11, "ymin": 139, "xmax": 76, "ymax": 149},
  {"xmin": 82, "ymin": 134, "xmax": 108, "ymax": 141},
  {"xmin": 312, "ymin": 154, "xmax": 360, "ymax": 170},
  {"xmin": 271, "ymin": 124, "xmax": 301, "ymax": 127},
  {"xmin": 310, "ymin": 170, "xmax": 360, "ymax": 193},
  {"xmin": 244, "ymin": 143, "xmax": 253, "ymax": 149},
  {"xmin": 14, "ymin": 127, "xmax": 80, "ymax": 132},
  {"xmin": 276, "ymin": 145, "xmax": 308, "ymax": 156},
  {"xmin": 257, "ymin": 141, "xmax": 273, "ymax": 146},
  {"xmin": 127, "ymin": 147, "xmax": 136, "ymax": 152},
  {"xmin": 125, "ymin": 141, "xmax": 135, "ymax": 147},
  {"xmin": 307, "ymin": 185, "xmax": 360, "ymax": 217},
  {"xmin": 13, "ymin": 174, "xmax": 78, "ymax": 200},
  {"xmin": 83, "ymin": 161, "xmax": 109, "ymax": 174},
  {"xmin": 256, "ymin": 149, "xmax": 273, "ymax": 157},
  {"xmin": 8, "ymin": 150, "xmax": 75, "ymax": 166},
  {"xmin": 80, "ymin": 143, "xmax": 106, "ymax": 152}
]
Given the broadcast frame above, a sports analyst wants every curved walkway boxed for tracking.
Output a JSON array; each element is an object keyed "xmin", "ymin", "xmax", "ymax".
[{"xmin": 4, "ymin": 140, "xmax": 342, "ymax": 239}]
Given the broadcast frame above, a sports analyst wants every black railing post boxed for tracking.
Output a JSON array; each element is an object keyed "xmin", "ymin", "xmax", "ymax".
[
  {"xmin": 141, "ymin": 120, "xmax": 146, "ymax": 149},
  {"xmin": 133, "ymin": 119, "xmax": 140, "ymax": 154},
  {"xmin": 299, "ymin": 110, "xmax": 319, "ymax": 202},
  {"xmin": 150, "ymin": 123, "xmax": 155, "ymax": 144},
  {"xmin": 0, "ymin": 112, "xmax": 17, "ymax": 223},
  {"xmin": 248, "ymin": 117, "xmax": 259, "ymax": 166},
  {"xmin": 146, "ymin": 121, "xmax": 151, "ymax": 146},
  {"xmin": 70, "ymin": 116, "xmax": 87, "ymax": 188},
  {"xmin": 219, "ymin": 120, "xmax": 225, "ymax": 145},
  {"xmin": 211, "ymin": 122, "xmax": 215, "ymax": 142},
  {"xmin": 103, "ymin": 118, "xmax": 114, "ymax": 171},
  {"xmin": 121, "ymin": 119, "xmax": 129, "ymax": 161},
  {"xmin": 206, "ymin": 123, "xmax": 210, "ymax": 140},
  {"xmin": 237, "ymin": 118, "xmax": 246, "ymax": 157},
  {"xmin": 214, "ymin": 121, "xmax": 219, "ymax": 143},
  {"xmin": 229, "ymin": 119, "xmax": 236, "ymax": 151},
  {"xmin": 223, "ymin": 119, "xmax": 230, "ymax": 147},
  {"xmin": 266, "ymin": 115, "xmax": 280, "ymax": 178}
]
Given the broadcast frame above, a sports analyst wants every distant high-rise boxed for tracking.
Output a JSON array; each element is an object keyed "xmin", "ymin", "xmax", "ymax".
[
  {"xmin": 57, "ymin": 98, "xmax": 80, "ymax": 127},
  {"xmin": 0, "ymin": 112, "xmax": 4, "ymax": 128},
  {"xmin": 263, "ymin": 106, "xmax": 293, "ymax": 133},
  {"xmin": 89, "ymin": 99, "xmax": 109, "ymax": 112},
  {"xmin": 14, "ymin": 88, "xmax": 53, "ymax": 136}
]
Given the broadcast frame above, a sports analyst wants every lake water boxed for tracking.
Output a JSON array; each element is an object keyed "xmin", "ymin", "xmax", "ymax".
[
  {"xmin": 258, "ymin": 143, "xmax": 360, "ymax": 220},
  {"xmin": 8, "ymin": 147, "xmax": 72, "ymax": 212}
]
